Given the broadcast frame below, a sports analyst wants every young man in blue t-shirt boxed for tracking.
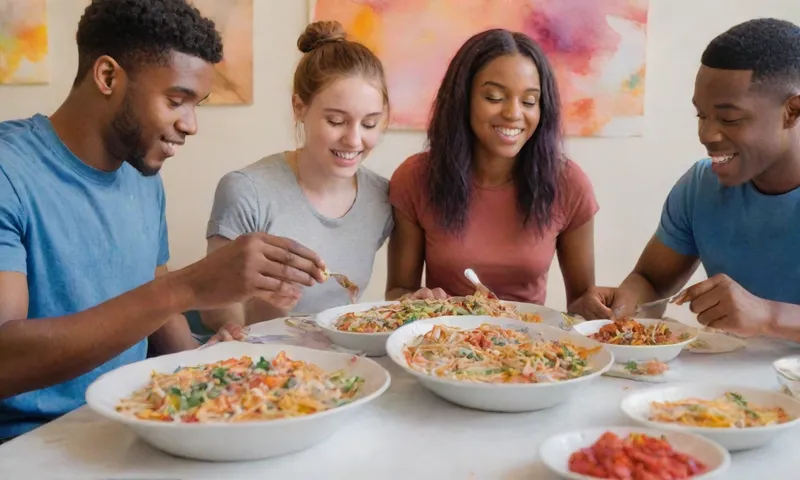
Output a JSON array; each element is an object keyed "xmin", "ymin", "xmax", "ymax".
[
  {"xmin": 573, "ymin": 18, "xmax": 800, "ymax": 341},
  {"xmin": 0, "ymin": 0, "xmax": 326, "ymax": 441}
]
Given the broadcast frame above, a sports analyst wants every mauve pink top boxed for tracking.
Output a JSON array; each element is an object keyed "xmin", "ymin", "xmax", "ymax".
[{"xmin": 389, "ymin": 153, "xmax": 599, "ymax": 304}]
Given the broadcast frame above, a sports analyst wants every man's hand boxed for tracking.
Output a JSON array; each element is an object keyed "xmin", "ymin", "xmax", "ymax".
[
  {"xmin": 180, "ymin": 232, "xmax": 326, "ymax": 310},
  {"xmin": 674, "ymin": 274, "xmax": 772, "ymax": 337}
]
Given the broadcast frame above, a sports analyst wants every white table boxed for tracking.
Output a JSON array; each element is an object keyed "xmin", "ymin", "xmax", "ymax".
[{"xmin": 1, "ymin": 320, "xmax": 798, "ymax": 479}]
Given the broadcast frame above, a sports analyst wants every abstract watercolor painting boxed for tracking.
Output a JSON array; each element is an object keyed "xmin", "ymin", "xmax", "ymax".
[
  {"xmin": 0, "ymin": 0, "xmax": 49, "ymax": 84},
  {"xmin": 310, "ymin": 0, "xmax": 648, "ymax": 137},
  {"xmin": 191, "ymin": 0, "xmax": 253, "ymax": 105}
]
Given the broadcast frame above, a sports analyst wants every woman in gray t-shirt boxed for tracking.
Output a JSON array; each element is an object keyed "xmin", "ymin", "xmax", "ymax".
[{"xmin": 201, "ymin": 21, "xmax": 393, "ymax": 329}]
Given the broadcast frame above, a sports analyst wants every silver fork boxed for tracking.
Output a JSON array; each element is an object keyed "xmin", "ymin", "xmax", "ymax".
[
  {"xmin": 559, "ymin": 312, "xmax": 584, "ymax": 330},
  {"xmin": 323, "ymin": 270, "xmax": 360, "ymax": 303},
  {"xmin": 633, "ymin": 291, "xmax": 685, "ymax": 315},
  {"xmin": 464, "ymin": 268, "xmax": 498, "ymax": 298}
]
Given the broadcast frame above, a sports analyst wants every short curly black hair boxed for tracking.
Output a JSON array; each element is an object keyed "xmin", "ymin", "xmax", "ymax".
[
  {"xmin": 701, "ymin": 18, "xmax": 800, "ymax": 98},
  {"xmin": 73, "ymin": 0, "xmax": 224, "ymax": 87}
]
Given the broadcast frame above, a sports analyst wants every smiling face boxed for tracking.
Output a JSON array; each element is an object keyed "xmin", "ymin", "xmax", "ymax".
[
  {"xmin": 693, "ymin": 66, "xmax": 798, "ymax": 187},
  {"xmin": 469, "ymin": 54, "xmax": 541, "ymax": 162},
  {"xmin": 293, "ymin": 75, "xmax": 386, "ymax": 179},
  {"xmin": 101, "ymin": 51, "xmax": 215, "ymax": 176}
]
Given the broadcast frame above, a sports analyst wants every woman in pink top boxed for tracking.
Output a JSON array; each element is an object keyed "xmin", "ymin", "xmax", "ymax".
[{"xmin": 386, "ymin": 28, "xmax": 600, "ymax": 313}]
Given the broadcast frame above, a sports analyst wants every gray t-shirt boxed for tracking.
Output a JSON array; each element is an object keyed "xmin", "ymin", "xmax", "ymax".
[{"xmin": 206, "ymin": 152, "xmax": 393, "ymax": 314}]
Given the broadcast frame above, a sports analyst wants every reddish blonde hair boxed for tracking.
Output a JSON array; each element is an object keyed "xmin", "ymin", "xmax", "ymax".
[{"xmin": 293, "ymin": 20, "xmax": 389, "ymax": 117}]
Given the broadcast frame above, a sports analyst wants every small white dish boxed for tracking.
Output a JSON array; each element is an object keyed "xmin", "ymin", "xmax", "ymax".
[
  {"xmin": 386, "ymin": 315, "xmax": 614, "ymax": 412},
  {"xmin": 572, "ymin": 318, "xmax": 697, "ymax": 364},
  {"xmin": 602, "ymin": 360, "xmax": 679, "ymax": 383},
  {"xmin": 539, "ymin": 426, "xmax": 730, "ymax": 479},
  {"xmin": 620, "ymin": 383, "xmax": 800, "ymax": 451},
  {"xmin": 685, "ymin": 331, "xmax": 746, "ymax": 354},
  {"xmin": 315, "ymin": 301, "xmax": 398, "ymax": 356},
  {"xmin": 774, "ymin": 355, "xmax": 800, "ymax": 398},
  {"xmin": 85, "ymin": 342, "xmax": 391, "ymax": 461}
]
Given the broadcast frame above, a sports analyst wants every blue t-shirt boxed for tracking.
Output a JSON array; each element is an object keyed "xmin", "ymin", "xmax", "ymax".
[
  {"xmin": 0, "ymin": 114, "xmax": 169, "ymax": 439},
  {"xmin": 656, "ymin": 158, "xmax": 800, "ymax": 304}
]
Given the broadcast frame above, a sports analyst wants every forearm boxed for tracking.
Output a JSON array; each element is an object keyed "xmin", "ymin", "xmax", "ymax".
[
  {"xmin": 557, "ymin": 218, "xmax": 596, "ymax": 309},
  {"xmin": 765, "ymin": 301, "xmax": 800, "ymax": 343},
  {"xmin": 617, "ymin": 271, "xmax": 665, "ymax": 317},
  {"xmin": 0, "ymin": 272, "xmax": 193, "ymax": 399},
  {"xmin": 148, "ymin": 313, "xmax": 199, "ymax": 356},
  {"xmin": 201, "ymin": 304, "xmax": 245, "ymax": 331},
  {"xmin": 386, "ymin": 287, "xmax": 414, "ymax": 301},
  {"xmin": 244, "ymin": 298, "xmax": 290, "ymax": 324},
  {"xmin": 202, "ymin": 297, "xmax": 292, "ymax": 330}
]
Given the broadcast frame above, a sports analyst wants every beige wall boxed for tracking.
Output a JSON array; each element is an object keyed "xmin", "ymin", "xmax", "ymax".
[{"xmin": 1, "ymin": 0, "xmax": 797, "ymax": 323}]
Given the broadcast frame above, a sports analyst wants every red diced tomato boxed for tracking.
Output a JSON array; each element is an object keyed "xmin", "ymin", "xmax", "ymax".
[{"xmin": 567, "ymin": 432, "xmax": 708, "ymax": 480}]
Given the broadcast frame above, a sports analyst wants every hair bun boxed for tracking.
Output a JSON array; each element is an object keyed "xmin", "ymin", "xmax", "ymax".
[{"xmin": 298, "ymin": 20, "xmax": 347, "ymax": 53}]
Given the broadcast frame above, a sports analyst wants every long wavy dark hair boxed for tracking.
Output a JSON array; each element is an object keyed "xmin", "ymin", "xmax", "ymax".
[{"xmin": 425, "ymin": 29, "xmax": 564, "ymax": 234}]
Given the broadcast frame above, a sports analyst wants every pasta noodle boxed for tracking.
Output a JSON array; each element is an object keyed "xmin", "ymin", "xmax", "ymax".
[
  {"xmin": 116, "ymin": 352, "xmax": 364, "ymax": 423},
  {"xmin": 335, "ymin": 293, "xmax": 541, "ymax": 333},
  {"xmin": 402, "ymin": 323, "xmax": 600, "ymax": 383}
]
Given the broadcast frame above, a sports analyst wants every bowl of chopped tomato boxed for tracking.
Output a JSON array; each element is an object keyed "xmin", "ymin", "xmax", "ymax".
[
  {"xmin": 539, "ymin": 427, "xmax": 730, "ymax": 479},
  {"xmin": 572, "ymin": 318, "xmax": 697, "ymax": 364}
]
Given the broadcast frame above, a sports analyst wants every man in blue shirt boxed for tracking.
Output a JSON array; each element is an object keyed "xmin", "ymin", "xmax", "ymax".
[
  {"xmin": 572, "ymin": 18, "xmax": 800, "ymax": 341},
  {"xmin": 0, "ymin": 0, "xmax": 326, "ymax": 440}
]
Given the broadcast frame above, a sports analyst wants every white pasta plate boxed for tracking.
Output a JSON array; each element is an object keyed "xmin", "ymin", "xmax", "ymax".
[
  {"xmin": 386, "ymin": 315, "xmax": 614, "ymax": 412},
  {"xmin": 314, "ymin": 298, "xmax": 568, "ymax": 357},
  {"xmin": 539, "ymin": 426, "xmax": 730, "ymax": 479},
  {"xmin": 572, "ymin": 318, "xmax": 698, "ymax": 364},
  {"xmin": 620, "ymin": 383, "xmax": 800, "ymax": 451},
  {"xmin": 314, "ymin": 301, "xmax": 397, "ymax": 356},
  {"xmin": 85, "ymin": 342, "xmax": 390, "ymax": 461}
]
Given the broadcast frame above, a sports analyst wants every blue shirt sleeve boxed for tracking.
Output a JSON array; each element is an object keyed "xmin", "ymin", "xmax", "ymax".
[
  {"xmin": 156, "ymin": 177, "xmax": 170, "ymax": 266},
  {"xmin": 655, "ymin": 164, "xmax": 700, "ymax": 256},
  {"xmin": 0, "ymin": 168, "xmax": 27, "ymax": 274}
]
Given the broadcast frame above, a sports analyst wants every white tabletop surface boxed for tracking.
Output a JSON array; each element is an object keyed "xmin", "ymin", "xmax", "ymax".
[{"xmin": 1, "ymin": 319, "xmax": 799, "ymax": 480}]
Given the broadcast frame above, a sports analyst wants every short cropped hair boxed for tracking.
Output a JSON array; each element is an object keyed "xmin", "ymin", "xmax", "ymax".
[
  {"xmin": 74, "ymin": 0, "xmax": 223, "ymax": 86},
  {"xmin": 701, "ymin": 18, "xmax": 800, "ymax": 98}
]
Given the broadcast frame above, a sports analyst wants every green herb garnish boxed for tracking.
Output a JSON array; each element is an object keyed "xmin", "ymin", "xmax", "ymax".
[{"xmin": 255, "ymin": 357, "xmax": 270, "ymax": 371}]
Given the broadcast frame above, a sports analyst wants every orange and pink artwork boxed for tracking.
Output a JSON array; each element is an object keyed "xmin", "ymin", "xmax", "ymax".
[
  {"xmin": 77, "ymin": 0, "xmax": 253, "ymax": 104},
  {"xmin": 310, "ymin": 0, "xmax": 648, "ymax": 137},
  {"xmin": 0, "ymin": 0, "xmax": 49, "ymax": 85},
  {"xmin": 191, "ymin": 0, "xmax": 253, "ymax": 105}
]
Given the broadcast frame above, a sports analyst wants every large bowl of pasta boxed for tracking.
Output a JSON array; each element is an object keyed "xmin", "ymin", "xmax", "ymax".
[
  {"xmin": 385, "ymin": 315, "xmax": 614, "ymax": 412},
  {"xmin": 85, "ymin": 342, "xmax": 391, "ymax": 461}
]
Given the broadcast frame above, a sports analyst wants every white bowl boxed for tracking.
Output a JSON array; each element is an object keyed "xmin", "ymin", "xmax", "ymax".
[
  {"xmin": 315, "ymin": 299, "xmax": 567, "ymax": 357},
  {"xmin": 315, "ymin": 301, "xmax": 398, "ymax": 356},
  {"xmin": 85, "ymin": 342, "xmax": 391, "ymax": 461},
  {"xmin": 539, "ymin": 426, "xmax": 730, "ymax": 479},
  {"xmin": 386, "ymin": 315, "xmax": 614, "ymax": 412},
  {"xmin": 620, "ymin": 383, "xmax": 800, "ymax": 451},
  {"xmin": 572, "ymin": 318, "xmax": 697, "ymax": 364},
  {"xmin": 773, "ymin": 355, "xmax": 800, "ymax": 398}
]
